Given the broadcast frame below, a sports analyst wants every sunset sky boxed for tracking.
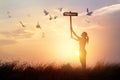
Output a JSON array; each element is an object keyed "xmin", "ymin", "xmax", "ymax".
[{"xmin": 0, "ymin": 0, "xmax": 120, "ymax": 67}]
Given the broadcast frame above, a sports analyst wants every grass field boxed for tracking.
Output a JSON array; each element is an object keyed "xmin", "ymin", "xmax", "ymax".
[{"xmin": 0, "ymin": 61, "xmax": 120, "ymax": 80}]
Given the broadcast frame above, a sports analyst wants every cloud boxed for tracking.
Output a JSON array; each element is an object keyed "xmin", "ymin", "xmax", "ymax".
[
  {"xmin": 74, "ymin": 4, "xmax": 120, "ymax": 64},
  {"xmin": 94, "ymin": 4, "xmax": 120, "ymax": 16},
  {"xmin": 93, "ymin": 4, "xmax": 120, "ymax": 30},
  {"xmin": 0, "ymin": 29, "xmax": 34, "ymax": 39},
  {"xmin": 90, "ymin": 4, "xmax": 120, "ymax": 62},
  {"xmin": 0, "ymin": 39, "xmax": 17, "ymax": 46},
  {"xmin": 77, "ymin": 4, "xmax": 120, "ymax": 29}
]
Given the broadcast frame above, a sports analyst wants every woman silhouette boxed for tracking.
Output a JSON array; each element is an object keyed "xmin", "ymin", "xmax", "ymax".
[{"xmin": 70, "ymin": 26, "xmax": 89, "ymax": 69}]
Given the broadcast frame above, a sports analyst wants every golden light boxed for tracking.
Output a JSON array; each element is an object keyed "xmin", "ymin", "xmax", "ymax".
[
  {"xmin": 0, "ymin": 7, "xmax": 95, "ymax": 66},
  {"xmin": 75, "ymin": 50, "xmax": 79, "ymax": 56}
]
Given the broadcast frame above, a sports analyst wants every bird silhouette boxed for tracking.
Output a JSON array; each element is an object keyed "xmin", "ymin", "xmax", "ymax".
[
  {"xmin": 7, "ymin": 11, "xmax": 10, "ymax": 14},
  {"xmin": 54, "ymin": 16, "xmax": 58, "ymax": 19},
  {"xmin": 19, "ymin": 21, "xmax": 26, "ymax": 27},
  {"xmin": 49, "ymin": 15, "xmax": 53, "ymax": 20},
  {"xmin": 58, "ymin": 8, "xmax": 63, "ymax": 12},
  {"xmin": 86, "ymin": 8, "xmax": 93, "ymax": 16},
  {"xmin": 7, "ymin": 11, "xmax": 12, "ymax": 18},
  {"xmin": 8, "ymin": 15, "xmax": 12, "ymax": 18},
  {"xmin": 43, "ymin": 10, "xmax": 49, "ymax": 16},
  {"xmin": 36, "ymin": 22, "xmax": 41, "ymax": 29}
]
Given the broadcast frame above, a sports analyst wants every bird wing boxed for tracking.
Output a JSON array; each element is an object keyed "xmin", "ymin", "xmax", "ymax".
[
  {"xmin": 54, "ymin": 16, "xmax": 58, "ymax": 19},
  {"xmin": 44, "ymin": 10, "xmax": 49, "ymax": 15},
  {"xmin": 87, "ymin": 8, "xmax": 89, "ymax": 13}
]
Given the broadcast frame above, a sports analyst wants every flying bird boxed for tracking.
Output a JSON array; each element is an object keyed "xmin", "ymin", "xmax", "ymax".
[
  {"xmin": 49, "ymin": 15, "xmax": 53, "ymax": 20},
  {"xmin": 58, "ymin": 8, "xmax": 63, "ymax": 12},
  {"xmin": 8, "ymin": 15, "xmax": 12, "ymax": 18},
  {"xmin": 7, "ymin": 11, "xmax": 12, "ymax": 18},
  {"xmin": 43, "ymin": 10, "xmax": 49, "ymax": 16},
  {"xmin": 86, "ymin": 8, "xmax": 93, "ymax": 16},
  {"xmin": 7, "ymin": 11, "xmax": 10, "ymax": 14},
  {"xmin": 19, "ymin": 21, "xmax": 26, "ymax": 27},
  {"xmin": 36, "ymin": 22, "xmax": 41, "ymax": 29},
  {"xmin": 54, "ymin": 16, "xmax": 58, "ymax": 19}
]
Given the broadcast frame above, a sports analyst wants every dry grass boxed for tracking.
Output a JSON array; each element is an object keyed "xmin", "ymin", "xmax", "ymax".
[{"xmin": 0, "ymin": 61, "xmax": 120, "ymax": 80}]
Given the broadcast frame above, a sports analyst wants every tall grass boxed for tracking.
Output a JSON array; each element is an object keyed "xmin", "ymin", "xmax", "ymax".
[{"xmin": 0, "ymin": 61, "xmax": 120, "ymax": 80}]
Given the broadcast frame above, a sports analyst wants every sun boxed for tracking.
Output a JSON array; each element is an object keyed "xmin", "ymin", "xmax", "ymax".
[{"xmin": 75, "ymin": 50, "xmax": 79, "ymax": 56}]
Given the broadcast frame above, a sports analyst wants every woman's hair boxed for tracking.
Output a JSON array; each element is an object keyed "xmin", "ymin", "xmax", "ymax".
[{"xmin": 81, "ymin": 32, "xmax": 89, "ymax": 44}]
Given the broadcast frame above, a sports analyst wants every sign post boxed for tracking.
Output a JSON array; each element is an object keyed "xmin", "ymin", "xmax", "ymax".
[{"xmin": 63, "ymin": 11, "xmax": 78, "ymax": 37}]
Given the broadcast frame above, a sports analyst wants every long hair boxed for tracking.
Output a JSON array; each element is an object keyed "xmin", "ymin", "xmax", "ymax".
[{"xmin": 81, "ymin": 32, "xmax": 89, "ymax": 44}]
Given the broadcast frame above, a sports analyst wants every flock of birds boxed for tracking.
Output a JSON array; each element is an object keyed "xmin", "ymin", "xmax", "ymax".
[
  {"xmin": 43, "ymin": 8, "xmax": 63, "ymax": 20},
  {"xmin": 6, "ymin": 8, "xmax": 93, "ymax": 38},
  {"xmin": 6, "ymin": 8, "xmax": 64, "ymax": 38}
]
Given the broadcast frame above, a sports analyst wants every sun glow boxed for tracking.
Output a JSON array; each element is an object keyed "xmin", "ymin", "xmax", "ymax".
[{"xmin": 75, "ymin": 50, "xmax": 79, "ymax": 56}]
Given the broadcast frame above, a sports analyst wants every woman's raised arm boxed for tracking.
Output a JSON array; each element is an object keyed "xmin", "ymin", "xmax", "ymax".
[
  {"xmin": 70, "ymin": 26, "xmax": 79, "ymax": 41},
  {"xmin": 71, "ymin": 26, "xmax": 80, "ymax": 38}
]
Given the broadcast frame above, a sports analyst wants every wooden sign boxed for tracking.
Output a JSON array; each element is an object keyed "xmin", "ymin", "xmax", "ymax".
[{"xmin": 63, "ymin": 12, "xmax": 78, "ymax": 16}]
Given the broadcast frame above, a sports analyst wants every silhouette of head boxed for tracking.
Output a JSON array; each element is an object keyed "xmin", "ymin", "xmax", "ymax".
[
  {"xmin": 81, "ymin": 32, "xmax": 89, "ymax": 43},
  {"xmin": 81, "ymin": 32, "xmax": 87, "ymax": 38}
]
